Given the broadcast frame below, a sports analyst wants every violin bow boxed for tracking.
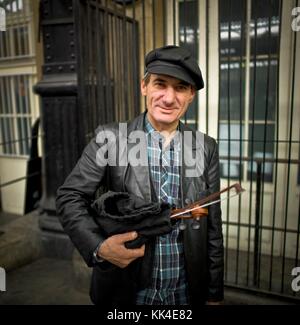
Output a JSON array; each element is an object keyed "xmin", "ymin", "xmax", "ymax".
[{"xmin": 170, "ymin": 183, "xmax": 245, "ymax": 219}]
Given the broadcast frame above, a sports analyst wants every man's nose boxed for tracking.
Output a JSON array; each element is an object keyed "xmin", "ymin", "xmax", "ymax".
[{"xmin": 162, "ymin": 87, "xmax": 176, "ymax": 105}]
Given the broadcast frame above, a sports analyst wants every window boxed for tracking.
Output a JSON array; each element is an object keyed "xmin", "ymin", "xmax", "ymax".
[
  {"xmin": 0, "ymin": 0, "xmax": 38, "ymax": 157},
  {"xmin": 0, "ymin": 74, "xmax": 36, "ymax": 155},
  {"xmin": 0, "ymin": 0, "xmax": 32, "ymax": 59},
  {"xmin": 218, "ymin": 0, "xmax": 280, "ymax": 182}
]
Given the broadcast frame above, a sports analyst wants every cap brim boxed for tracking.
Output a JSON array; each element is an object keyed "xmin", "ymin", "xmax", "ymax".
[{"xmin": 146, "ymin": 61, "xmax": 196, "ymax": 88}]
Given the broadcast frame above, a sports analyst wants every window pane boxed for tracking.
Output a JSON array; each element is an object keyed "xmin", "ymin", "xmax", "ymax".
[
  {"xmin": 19, "ymin": 26, "xmax": 29, "ymax": 55},
  {"xmin": 17, "ymin": 116, "xmax": 29, "ymax": 155},
  {"xmin": 0, "ymin": 77, "xmax": 4, "ymax": 114},
  {"xmin": 0, "ymin": 31, "xmax": 8, "ymax": 57},
  {"xmin": 179, "ymin": 0, "xmax": 199, "ymax": 125},
  {"xmin": 0, "ymin": 117, "xmax": 16, "ymax": 154},
  {"xmin": 2, "ymin": 0, "xmax": 24, "ymax": 14},
  {"xmin": 0, "ymin": 25, "xmax": 30, "ymax": 59},
  {"xmin": 249, "ymin": 59, "xmax": 277, "ymax": 121},
  {"xmin": 15, "ymin": 75, "xmax": 27, "ymax": 114},
  {"xmin": 219, "ymin": 0, "xmax": 247, "ymax": 58},
  {"xmin": 250, "ymin": 0, "xmax": 280, "ymax": 56},
  {"xmin": 5, "ymin": 76, "xmax": 13, "ymax": 114},
  {"xmin": 220, "ymin": 61, "xmax": 245, "ymax": 121},
  {"xmin": 247, "ymin": 123, "xmax": 275, "ymax": 182},
  {"xmin": 219, "ymin": 123, "xmax": 244, "ymax": 179},
  {"xmin": 0, "ymin": 74, "xmax": 33, "ymax": 156}
]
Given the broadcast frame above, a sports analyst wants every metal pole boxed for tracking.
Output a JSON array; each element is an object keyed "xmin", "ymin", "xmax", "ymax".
[{"xmin": 253, "ymin": 161, "xmax": 262, "ymax": 286}]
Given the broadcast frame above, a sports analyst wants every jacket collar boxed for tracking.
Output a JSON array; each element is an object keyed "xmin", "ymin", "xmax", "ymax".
[{"xmin": 124, "ymin": 112, "xmax": 204, "ymax": 205}]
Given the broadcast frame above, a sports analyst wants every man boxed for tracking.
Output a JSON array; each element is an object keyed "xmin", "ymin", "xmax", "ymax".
[{"xmin": 56, "ymin": 45, "xmax": 224, "ymax": 306}]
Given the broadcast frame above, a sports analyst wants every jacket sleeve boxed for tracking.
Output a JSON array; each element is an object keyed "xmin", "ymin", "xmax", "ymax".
[
  {"xmin": 206, "ymin": 138, "xmax": 224, "ymax": 302},
  {"xmin": 56, "ymin": 129, "xmax": 108, "ymax": 267}
]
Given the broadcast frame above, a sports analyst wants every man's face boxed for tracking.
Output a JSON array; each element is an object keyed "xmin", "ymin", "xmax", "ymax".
[{"xmin": 141, "ymin": 74, "xmax": 195, "ymax": 130}]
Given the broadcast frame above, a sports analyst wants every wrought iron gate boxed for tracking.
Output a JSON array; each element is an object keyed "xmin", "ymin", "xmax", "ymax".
[{"xmin": 74, "ymin": 0, "xmax": 140, "ymax": 143}]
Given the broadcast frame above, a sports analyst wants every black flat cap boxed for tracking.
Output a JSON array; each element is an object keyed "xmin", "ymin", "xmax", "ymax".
[{"xmin": 145, "ymin": 45, "xmax": 204, "ymax": 90}]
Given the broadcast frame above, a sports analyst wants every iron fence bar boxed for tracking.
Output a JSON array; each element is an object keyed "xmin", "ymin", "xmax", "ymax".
[
  {"xmin": 0, "ymin": 171, "xmax": 40, "ymax": 188},
  {"xmin": 163, "ymin": 0, "xmax": 166, "ymax": 45},
  {"xmin": 119, "ymin": 11, "xmax": 124, "ymax": 120},
  {"xmin": 183, "ymin": 0, "xmax": 187, "ymax": 125},
  {"xmin": 95, "ymin": 0, "xmax": 103, "ymax": 126},
  {"xmin": 121, "ymin": 1, "xmax": 127, "ymax": 121},
  {"xmin": 269, "ymin": 0, "xmax": 283, "ymax": 292},
  {"xmin": 173, "ymin": 0, "xmax": 176, "ymax": 44},
  {"xmin": 245, "ymin": 0, "xmax": 252, "ymax": 287},
  {"xmin": 132, "ymin": 0, "xmax": 139, "ymax": 118},
  {"xmin": 123, "ymin": 1, "xmax": 129, "ymax": 121},
  {"xmin": 91, "ymin": 3, "xmax": 97, "ymax": 130},
  {"xmin": 219, "ymin": 155, "xmax": 300, "ymax": 165},
  {"xmin": 224, "ymin": 0, "xmax": 233, "ymax": 283},
  {"xmin": 73, "ymin": 0, "xmax": 88, "ymax": 149},
  {"xmin": 93, "ymin": 0, "xmax": 99, "ymax": 127},
  {"xmin": 194, "ymin": 0, "xmax": 199, "ymax": 130},
  {"xmin": 281, "ymin": 0, "xmax": 299, "ymax": 294},
  {"xmin": 295, "ymin": 192, "xmax": 300, "ymax": 297},
  {"xmin": 86, "ymin": 3, "xmax": 93, "ymax": 136},
  {"xmin": 236, "ymin": 0, "xmax": 246, "ymax": 285},
  {"xmin": 142, "ymin": 0, "xmax": 146, "ymax": 58},
  {"xmin": 183, "ymin": 0, "xmax": 187, "ymax": 45},
  {"xmin": 152, "ymin": 0, "xmax": 156, "ymax": 48},
  {"xmin": 217, "ymin": 138, "xmax": 300, "ymax": 144},
  {"xmin": 112, "ymin": 0, "xmax": 118, "ymax": 121},
  {"xmin": 258, "ymin": 0, "xmax": 273, "ymax": 288},
  {"xmin": 104, "ymin": 0, "xmax": 111, "ymax": 123},
  {"xmin": 217, "ymin": 0, "xmax": 221, "ymax": 281},
  {"xmin": 222, "ymin": 221, "xmax": 300, "ymax": 235},
  {"xmin": 225, "ymin": 283, "xmax": 300, "ymax": 303},
  {"xmin": 205, "ymin": 0, "xmax": 209, "ymax": 133},
  {"xmin": 253, "ymin": 161, "xmax": 262, "ymax": 286},
  {"xmin": 217, "ymin": 0, "xmax": 221, "ymax": 157},
  {"xmin": 248, "ymin": 0, "xmax": 258, "ymax": 286}
]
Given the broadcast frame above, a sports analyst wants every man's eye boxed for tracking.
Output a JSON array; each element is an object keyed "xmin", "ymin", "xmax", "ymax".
[{"xmin": 177, "ymin": 85, "xmax": 188, "ymax": 91}]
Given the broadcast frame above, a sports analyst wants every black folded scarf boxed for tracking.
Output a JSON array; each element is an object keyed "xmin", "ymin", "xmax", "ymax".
[{"xmin": 91, "ymin": 191, "xmax": 172, "ymax": 248}]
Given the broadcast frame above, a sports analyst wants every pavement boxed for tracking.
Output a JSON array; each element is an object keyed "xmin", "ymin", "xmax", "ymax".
[
  {"xmin": 0, "ymin": 256, "xmax": 298, "ymax": 305},
  {"xmin": 0, "ymin": 257, "xmax": 91, "ymax": 305},
  {"xmin": 0, "ymin": 211, "xmax": 299, "ymax": 306}
]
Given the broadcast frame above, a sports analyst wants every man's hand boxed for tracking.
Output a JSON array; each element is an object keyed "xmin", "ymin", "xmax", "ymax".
[{"xmin": 98, "ymin": 231, "xmax": 145, "ymax": 268}]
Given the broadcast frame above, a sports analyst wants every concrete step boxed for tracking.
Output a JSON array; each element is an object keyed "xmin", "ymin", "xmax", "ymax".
[{"xmin": 0, "ymin": 211, "xmax": 42, "ymax": 271}]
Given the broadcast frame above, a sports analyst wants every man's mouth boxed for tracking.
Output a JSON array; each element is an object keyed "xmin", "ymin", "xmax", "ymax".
[{"xmin": 158, "ymin": 106, "xmax": 176, "ymax": 112}]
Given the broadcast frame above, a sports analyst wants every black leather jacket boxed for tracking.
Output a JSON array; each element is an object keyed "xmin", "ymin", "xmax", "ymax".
[{"xmin": 56, "ymin": 112, "xmax": 224, "ymax": 306}]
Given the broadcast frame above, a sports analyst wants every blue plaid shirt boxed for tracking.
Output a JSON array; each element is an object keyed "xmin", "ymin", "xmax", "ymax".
[{"xmin": 136, "ymin": 114, "xmax": 188, "ymax": 305}]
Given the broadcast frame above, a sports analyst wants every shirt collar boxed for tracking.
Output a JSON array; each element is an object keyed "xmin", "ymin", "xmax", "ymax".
[{"xmin": 144, "ymin": 114, "xmax": 181, "ymax": 150}]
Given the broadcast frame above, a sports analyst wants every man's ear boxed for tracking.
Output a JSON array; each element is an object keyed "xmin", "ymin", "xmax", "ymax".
[
  {"xmin": 141, "ymin": 79, "xmax": 147, "ymax": 96},
  {"xmin": 188, "ymin": 87, "xmax": 196, "ymax": 103}
]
